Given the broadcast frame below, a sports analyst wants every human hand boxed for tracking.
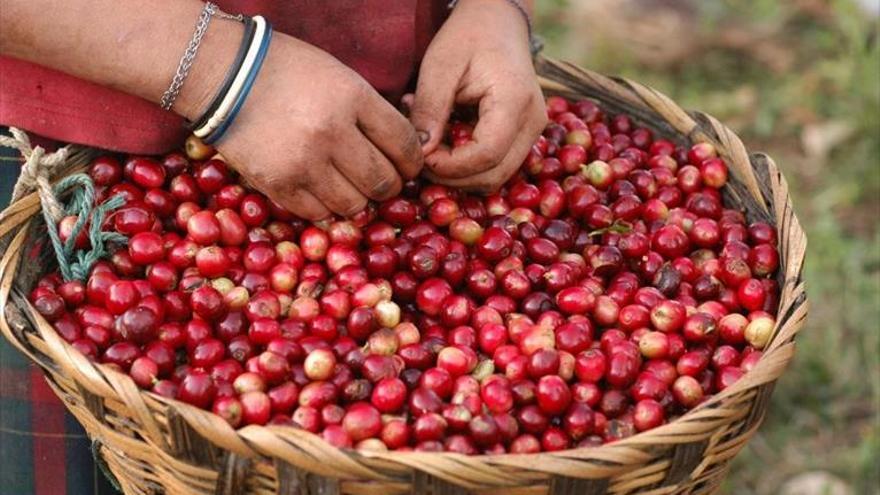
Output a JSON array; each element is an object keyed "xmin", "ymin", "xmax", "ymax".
[
  {"xmin": 209, "ymin": 33, "xmax": 424, "ymax": 220},
  {"xmin": 1, "ymin": 1, "xmax": 424, "ymax": 221},
  {"xmin": 409, "ymin": 0, "xmax": 546, "ymax": 193}
]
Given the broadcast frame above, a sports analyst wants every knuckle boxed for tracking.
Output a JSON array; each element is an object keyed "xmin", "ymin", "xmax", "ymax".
[
  {"xmin": 287, "ymin": 203, "xmax": 313, "ymax": 221},
  {"xmin": 368, "ymin": 174, "xmax": 401, "ymax": 201},
  {"xmin": 304, "ymin": 209, "xmax": 329, "ymax": 222},
  {"xmin": 412, "ymin": 94, "xmax": 441, "ymax": 117},
  {"xmin": 341, "ymin": 199, "xmax": 368, "ymax": 219},
  {"xmin": 347, "ymin": 80, "xmax": 376, "ymax": 108},
  {"xmin": 472, "ymin": 145, "xmax": 500, "ymax": 167},
  {"xmin": 284, "ymin": 170, "xmax": 306, "ymax": 189},
  {"xmin": 401, "ymin": 128, "xmax": 423, "ymax": 164},
  {"xmin": 292, "ymin": 167, "xmax": 316, "ymax": 189},
  {"xmin": 302, "ymin": 120, "xmax": 335, "ymax": 141},
  {"xmin": 349, "ymin": 78, "xmax": 371, "ymax": 97},
  {"xmin": 409, "ymin": 102, "xmax": 433, "ymax": 123},
  {"xmin": 282, "ymin": 188, "xmax": 310, "ymax": 213},
  {"xmin": 249, "ymin": 167, "xmax": 292, "ymax": 193}
]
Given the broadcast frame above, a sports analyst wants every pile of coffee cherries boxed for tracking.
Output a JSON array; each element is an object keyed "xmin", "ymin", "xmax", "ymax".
[{"xmin": 29, "ymin": 96, "xmax": 780, "ymax": 454}]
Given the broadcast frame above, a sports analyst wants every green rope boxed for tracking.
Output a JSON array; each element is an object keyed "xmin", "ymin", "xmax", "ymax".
[{"xmin": 41, "ymin": 173, "xmax": 127, "ymax": 282}]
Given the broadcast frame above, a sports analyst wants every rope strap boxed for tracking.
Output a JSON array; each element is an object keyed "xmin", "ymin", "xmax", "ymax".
[
  {"xmin": 1, "ymin": 128, "xmax": 127, "ymax": 282},
  {"xmin": 0, "ymin": 127, "xmax": 68, "ymax": 220}
]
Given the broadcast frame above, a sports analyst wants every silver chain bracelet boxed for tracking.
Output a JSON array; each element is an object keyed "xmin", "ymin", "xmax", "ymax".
[{"xmin": 160, "ymin": 3, "xmax": 243, "ymax": 111}]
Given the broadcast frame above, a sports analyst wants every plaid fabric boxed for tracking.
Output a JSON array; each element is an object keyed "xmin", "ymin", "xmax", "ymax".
[{"xmin": 0, "ymin": 128, "xmax": 119, "ymax": 495}]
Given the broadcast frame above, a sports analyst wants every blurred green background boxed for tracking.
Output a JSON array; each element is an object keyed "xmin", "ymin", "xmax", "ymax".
[{"xmin": 536, "ymin": 1, "xmax": 879, "ymax": 493}]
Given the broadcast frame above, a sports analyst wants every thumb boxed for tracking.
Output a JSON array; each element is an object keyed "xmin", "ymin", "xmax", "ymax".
[{"xmin": 409, "ymin": 58, "xmax": 462, "ymax": 155}]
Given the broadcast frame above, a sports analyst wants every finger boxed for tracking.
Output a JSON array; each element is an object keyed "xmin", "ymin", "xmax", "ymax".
[
  {"xmin": 357, "ymin": 91, "xmax": 424, "ymax": 180},
  {"xmin": 335, "ymin": 133, "xmax": 402, "ymax": 201},
  {"xmin": 282, "ymin": 188, "xmax": 332, "ymax": 221},
  {"xmin": 400, "ymin": 93, "xmax": 415, "ymax": 115},
  {"xmin": 223, "ymin": 156, "xmax": 333, "ymax": 222},
  {"xmin": 425, "ymin": 120, "xmax": 537, "ymax": 194},
  {"xmin": 308, "ymin": 163, "xmax": 370, "ymax": 218},
  {"xmin": 426, "ymin": 89, "xmax": 528, "ymax": 179},
  {"xmin": 409, "ymin": 52, "xmax": 464, "ymax": 154}
]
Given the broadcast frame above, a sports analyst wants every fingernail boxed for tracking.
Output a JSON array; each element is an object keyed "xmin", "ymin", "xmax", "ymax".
[{"xmin": 417, "ymin": 130, "xmax": 430, "ymax": 145}]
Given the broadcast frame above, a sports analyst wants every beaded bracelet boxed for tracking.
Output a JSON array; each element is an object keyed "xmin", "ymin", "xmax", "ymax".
[{"xmin": 193, "ymin": 15, "xmax": 273, "ymax": 144}]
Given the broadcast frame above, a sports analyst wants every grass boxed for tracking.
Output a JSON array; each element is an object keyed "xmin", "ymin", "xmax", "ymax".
[{"xmin": 536, "ymin": 1, "xmax": 880, "ymax": 493}]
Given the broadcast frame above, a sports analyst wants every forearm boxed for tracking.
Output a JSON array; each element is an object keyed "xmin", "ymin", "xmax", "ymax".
[{"xmin": 0, "ymin": 0, "xmax": 240, "ymax": 121}]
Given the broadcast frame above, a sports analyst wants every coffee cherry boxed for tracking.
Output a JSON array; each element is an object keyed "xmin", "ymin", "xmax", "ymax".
[
  {"xmin": 178, "ymin": 371, "xmax": 216, "ymax": 409},
  {"xmin": 41, "ymin": 95, "xmax": 786, "ymax": 452}
]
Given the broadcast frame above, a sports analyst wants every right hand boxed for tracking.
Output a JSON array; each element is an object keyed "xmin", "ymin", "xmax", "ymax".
[{"xmin": 208, "ymin": 33, "xmax": 424, "ymax": 220}]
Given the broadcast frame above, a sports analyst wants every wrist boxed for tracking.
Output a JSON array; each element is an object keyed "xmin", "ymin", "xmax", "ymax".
[
  {"xmin": 192, "ymin": 15, "xmax": 272, "ymax": 144},
  {"xmin": 172, "ymin": 14, "xmax": 245, "ymax": 123},
  {"xmin": 456, "ymin": 0, "xmax": 532, "ymax": 15},
  {"xmin": 452, "ymin": 0, "xmax": 532, "ymax": 41}
]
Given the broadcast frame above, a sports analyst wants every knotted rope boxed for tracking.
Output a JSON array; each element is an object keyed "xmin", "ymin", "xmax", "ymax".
[
  {"xmin": 1, "ymin": 127, "xmax": 68, "ymax": 220},
  {"xmin": 1, "ymin": 128, "xmax": 127, "ymax": 281}
]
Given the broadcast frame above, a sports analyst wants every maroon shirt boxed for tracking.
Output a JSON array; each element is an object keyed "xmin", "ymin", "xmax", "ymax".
[{"xmin": 0, "ymin": 0, "xmax": 447, "ymax": 153}]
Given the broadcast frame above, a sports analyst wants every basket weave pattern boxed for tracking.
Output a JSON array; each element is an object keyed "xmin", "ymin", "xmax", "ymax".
[{"xmin": 0, "ymin": 58, "xmax": 807, "ymax": 495}]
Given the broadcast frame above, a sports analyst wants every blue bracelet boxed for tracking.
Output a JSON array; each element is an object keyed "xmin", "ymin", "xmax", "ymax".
[
  {"xmin": 190, "ymin": 16, "xmax": 256, "ymax": 131},
  {"xmin": 202, "ymin": 19, "xmax": 273, "ymax": 144}
]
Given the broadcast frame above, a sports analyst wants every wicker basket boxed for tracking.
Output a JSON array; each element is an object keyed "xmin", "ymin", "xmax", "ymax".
[{"xmin": 0, "ymin": 57, "xmax": 808, "ymax": 495}]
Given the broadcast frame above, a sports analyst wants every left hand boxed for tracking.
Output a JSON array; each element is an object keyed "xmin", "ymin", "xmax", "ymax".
[{"xmin": 408, "ymin": 0, "xmax": 547, "ymax": 193}]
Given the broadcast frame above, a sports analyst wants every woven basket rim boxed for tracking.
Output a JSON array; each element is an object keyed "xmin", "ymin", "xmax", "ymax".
[{"xmin": 0, "ymin": 57, "xmax": 808, "ymax": 490}]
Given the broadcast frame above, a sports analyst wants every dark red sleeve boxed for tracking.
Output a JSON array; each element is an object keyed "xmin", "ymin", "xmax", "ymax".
[{"xmin": 0, "ymin": 0, "xmax": 447, "ymax": 154}]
